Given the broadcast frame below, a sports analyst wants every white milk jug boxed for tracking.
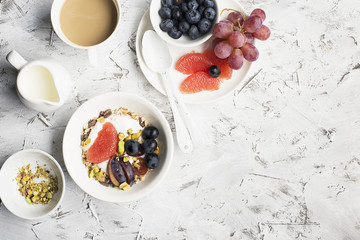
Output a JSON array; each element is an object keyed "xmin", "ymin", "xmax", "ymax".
[{"xmin": 6, "ymin": 50, "xmax": 72, "ymax": 112}]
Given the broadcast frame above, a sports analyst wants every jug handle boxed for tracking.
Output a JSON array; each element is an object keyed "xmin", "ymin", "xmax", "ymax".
[{"xmin": 6, "ymin": 50, "xmax": 28, "ymax": 70}]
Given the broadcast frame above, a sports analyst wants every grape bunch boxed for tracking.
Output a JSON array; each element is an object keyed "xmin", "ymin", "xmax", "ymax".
[{"xmin": 212, "ymin": 8, "xmax": 271, "ymax": 70}]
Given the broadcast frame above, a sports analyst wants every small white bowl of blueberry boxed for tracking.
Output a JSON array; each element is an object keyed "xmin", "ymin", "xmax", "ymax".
[{"xmin": 150, "ymin": 0, "xmax": 219, "ymax": 47}]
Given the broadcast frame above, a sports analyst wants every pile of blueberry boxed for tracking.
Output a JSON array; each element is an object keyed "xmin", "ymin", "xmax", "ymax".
[
  {"xmin": 124, "ymin": 126, "xmax": 160, "ymax": 169},
  {"xmin": 159, "ymin": 0, "xmax": 217, "ymax": 40}
]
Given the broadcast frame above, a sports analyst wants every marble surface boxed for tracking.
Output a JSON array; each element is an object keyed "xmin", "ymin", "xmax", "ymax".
[{"xmin": 1, "ymin": 0, "xmax": 360, "ymax": 239}]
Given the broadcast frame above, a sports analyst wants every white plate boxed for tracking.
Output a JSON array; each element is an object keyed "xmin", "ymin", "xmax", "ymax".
[
  {"xmin": 0, "ymin": 149, "xmax": 65, "ymax": 219},
  {"xmin": 62, "ymin": 92, "xmax": 174, "ymax": 203},
  {"xmin": 136, "ymin": 0, "xmax": 252, "ymax": 104}
]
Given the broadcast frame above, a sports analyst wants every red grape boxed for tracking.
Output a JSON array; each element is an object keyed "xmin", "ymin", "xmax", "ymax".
[
  {"xmin": 214, "ymin": 40, "xmax": 233, "ymax": 59},
  {"xmin": 228, "ymin": 31, "xmax": 246, "ymax": 48},
  {"xmin": 253, "ymin": 25, "xmax": 271, "ymax": 40},
  {"xmin": 250, "ymin": 8, "xmax": 266, "ymax": 22},
  {"xmin": 227, "ymin": 12, "xmax": 244, "ymax": 26},
  {"xmin": 243, "ymin": 16, "xmax": 262, "ymax": 33},
  {"xmin": 241, "ymin": 43, "xmax": 259, "ymax": 62},
  {"xmin": 228, "ymin": 49, "xmax": 244, "ymax": 70},
  {"xmin": 244, "ymin": 32, "xmax": 255, "ymax": 44},
  {"xmin": 220, "ymin": 19, "xmax": 233, "ymax": 25},
  {"xmin": 213, "ymin": 21, "xmax": 234, "ymax": 39},
  {"xmin": 212, "ymin": 38, "xmax": 223, "ymax": 49}
]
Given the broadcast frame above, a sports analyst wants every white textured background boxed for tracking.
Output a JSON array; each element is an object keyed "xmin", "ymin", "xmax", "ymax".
[{"xmin": 1, "ymin": 0, "xmax": 360, "ymax": 239}]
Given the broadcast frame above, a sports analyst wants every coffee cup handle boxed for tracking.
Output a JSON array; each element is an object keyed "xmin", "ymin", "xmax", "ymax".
[
  {"xmin": 6, "ymin": 50, "xmax": 28, "ymax": 70},
  {"xmin": 88, "ymin": 48, "xmax": 98, "ymax": 67}
]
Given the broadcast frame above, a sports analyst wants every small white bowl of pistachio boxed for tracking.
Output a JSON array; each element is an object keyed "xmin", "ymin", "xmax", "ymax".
[{"xmin": 0, "ymin": 149, "xmax": 65, "ymax": 219}]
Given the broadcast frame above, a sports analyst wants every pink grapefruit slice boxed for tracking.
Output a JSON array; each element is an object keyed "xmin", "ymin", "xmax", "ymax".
[
  {"xmin": 87, "ymin": 122, "xmax": 118, "ymax": 164},
  {"xmin": 180, "ymin": 71, "xmax": 221, "ymax": 94},
  {"xmin": 203, "ymin": 49, "xmax": 233, "ymax": 80},
  {"xmin": 175, "ymin": 52, "xmax": 213, "ymax": 75}
]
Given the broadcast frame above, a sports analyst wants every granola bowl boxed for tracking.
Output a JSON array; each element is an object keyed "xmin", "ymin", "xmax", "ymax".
[
  {"xmin": 62, "ymin": 92, "xmax": 174, "ymax": 203},
  {"xmin": 0, "ymin": 149, "xmax": 65, "ymax": 219}
]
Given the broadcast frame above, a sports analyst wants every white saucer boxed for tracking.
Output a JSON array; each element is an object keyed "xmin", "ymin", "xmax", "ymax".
[{"xmin": 136, "ymin": 0, "xmax": 253, "ymax": 104}]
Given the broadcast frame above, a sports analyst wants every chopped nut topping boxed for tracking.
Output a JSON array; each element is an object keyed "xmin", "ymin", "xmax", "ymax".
[
  {"xmin": 119, "ymin": 182, "xmax": 131, "ymax": 190},
  {"xmin": 133, "ymin": 162, "xmax": 140, "ymax": 169},
  {"xmin": 131, "ymin": 132, "xmax": 142, "ymax": 140},
  {"xmin": 97, "ymin": 117, "xmax": 105, "ymax": 123},
  {"xmin": 118, "ymin": 132, "xmax": 125, "ymax": 140},
  {"xmin": 154, "ymin": 147, "xmax": 160, "ymax": 154},
  {"xmin": 83, "ymin": 138, "xmax": 91, "ymax": 147},
  {"xmin": 118, "ymin": 140, "xmax": 125, "ymax": 155},
  {"xmin": 15, "ymin": 164, "xmax": 58, "ymax": 205}
]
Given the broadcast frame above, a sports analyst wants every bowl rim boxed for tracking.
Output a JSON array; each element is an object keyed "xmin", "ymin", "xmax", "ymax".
[
  {"xmin": 0, "ymin": 149, "xmax": 65, "ymax": 219},
  {"xmin": 62, "ymin": 92, "xmax": 174, "ymax": 203},
  {"xmin": 150, "ymin": 0, "xmax": 220, "ymax": 48}
]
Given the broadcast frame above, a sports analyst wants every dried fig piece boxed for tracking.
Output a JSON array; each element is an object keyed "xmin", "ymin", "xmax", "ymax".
[
  {"xmin": 103, "ymin": 109, "xmax": 112, "ymax": 118},
  {"xmin": 138, "ymin": 117, "xmax": 145, "ymax": 127},
  {"xmin": 81, "ymin": 132, "xmax": 90, "ymax": 141},
  {"xmin": 100, "ymin": 109, "xmax": 112, "ymax": 118},
  {"xmin": 88, "ymin": 119, "xmax": 97, "ymax": 128}
]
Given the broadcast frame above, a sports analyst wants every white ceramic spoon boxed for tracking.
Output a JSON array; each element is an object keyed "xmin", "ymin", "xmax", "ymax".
[{"xmin": 142, "ymin": 30, "xmax": 194, "ymax": 153}]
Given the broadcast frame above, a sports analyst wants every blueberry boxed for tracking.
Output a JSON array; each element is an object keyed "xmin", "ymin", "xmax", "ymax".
[
  {"xmin": 185, "ymin": 9, "xmax": 201, "ymax": 24},
  {"xmin": 142, "ymin": 126, "xmax": 159, "ymax": 140},
  {"xmin": 145, "ymin": 153, "xmax": 160, "ymax": 169},
  {"xmin": 180, "ymin": 2, "xmax": 188, "ymax": 13},
  {"xmin": 203, "ymin": 7, "xmax": 216, "ymax": 20},
  {"xmin": 197, "ymin": 18, "xmax": 211, "ymax": 33},
  {"xmin": 203, "ymin": 0, "xmax": 214, "ymax": 8},
  {"xmin": 142, "ymin": 139, "xmax": 157, "ymax": 154},
  {"xmin": 208, "ymin": 65, "xmax": 221, "ymax": 78},
  {"xmin": 159, "ymin": 7, "xmax": 172, "ymax": 19},
  {"xmin": 168, "ymin": 27, "xmax": 183, "ymax": 39},
  {"xmin": 188, "ymin": 25, "xmax": 201, "ymax": 39},
  {"xmin": 124, "ymin": 140, "xmax": 141, "ymax": 156},
  {"xmin": 172, "ymin": 19, "xmax": 179, "ymax": 27},
  {"xmin": 198, "ymin": 6, "xmax": 205, "ymax": 16},
  {"xmin": 197, "ymin": 0, "xmax": 204, "ymax": 5},
  {"xmin": 172, "ymin": 7, "xmax": 183, "ymax": 20},
  {"xmin": 161, "ymin": 0, "xmax": 173, "ymax": 7},
  {"xmin": 159, "ymin": 19, "xmax": 174, "ymax": 32},
  {"xmin": 179, "ymin": 20, "xmax": 190, "ymax": 33},
  {"xmin": 187, "ymin": 0, "xmax": 199, "ymax": 10}
]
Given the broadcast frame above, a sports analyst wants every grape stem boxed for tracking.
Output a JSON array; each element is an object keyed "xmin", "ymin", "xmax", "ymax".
[
  {"xmin": 235, "ymin": 20, "xmax": 244, "ymax": 32},
  {"xmin": 221, "ymin": 8, "xmax": 246, "ymax": 32}
]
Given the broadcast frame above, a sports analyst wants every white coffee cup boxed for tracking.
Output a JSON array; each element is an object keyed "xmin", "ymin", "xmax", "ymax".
[{"xmin": 50, "ymin": 0, "xmax": 121, "ymax": 66}]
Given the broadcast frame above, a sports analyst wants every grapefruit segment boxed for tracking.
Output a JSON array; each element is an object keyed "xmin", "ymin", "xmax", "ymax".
[
  {"xmin": 180, "ymin": 71, "xmax": 221, "ymax": 94},
  {"xmin": 203, "ymin": 49, "xmax": 233, "ymax": 80},
  {"xmin": 175, "ymin": 52, "xmax": 213, "ymax": 74},
  {"xmin": 87, "ymin": 122, "xmax": 118, "ymax": 164}
]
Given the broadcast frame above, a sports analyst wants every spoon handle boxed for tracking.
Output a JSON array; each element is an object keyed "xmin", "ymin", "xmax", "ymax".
[
  {"xmin": 176, "ymin": 98, "xmax": 204, "ymax": 146},
  {"xmin": 161, "ymin": 71, "xmax": 193, "ymax": 153}
]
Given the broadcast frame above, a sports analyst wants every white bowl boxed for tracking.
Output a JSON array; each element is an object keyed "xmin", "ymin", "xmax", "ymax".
[
  {"xmin": 150, "ymin": 0, "xmax": 219, "ymax": 48},
  {"xmin": 62, "ymin": 92, "xmax": 174, "ymax": 203},
  {"xmin": 0, "ymin": 149, "xmax": 65, "ymax": 219}
]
